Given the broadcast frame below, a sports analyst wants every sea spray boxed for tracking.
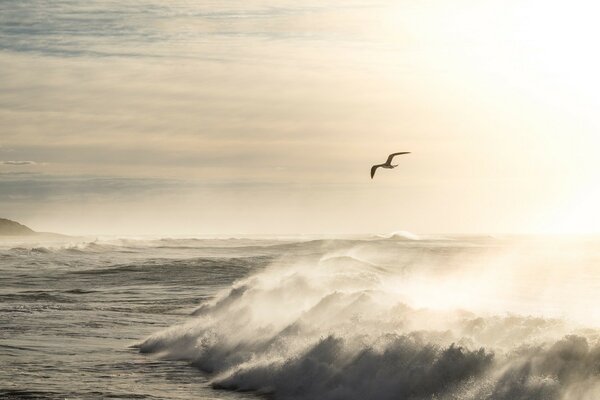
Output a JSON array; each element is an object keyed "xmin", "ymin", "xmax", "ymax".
[{"xmin": 139, "ymin": 237, "xmax": 600, "ymax": 399}]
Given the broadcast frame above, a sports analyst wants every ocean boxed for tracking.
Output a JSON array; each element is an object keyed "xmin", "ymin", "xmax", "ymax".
[{"xmin": 2, "ymin": 235, "xmax": 600, "ymax": 399}]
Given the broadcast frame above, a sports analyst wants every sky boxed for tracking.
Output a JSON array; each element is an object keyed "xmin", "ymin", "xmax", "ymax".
[{"xmin": 1, "ymin": 0, "xmax": 599, "ymax": 235}]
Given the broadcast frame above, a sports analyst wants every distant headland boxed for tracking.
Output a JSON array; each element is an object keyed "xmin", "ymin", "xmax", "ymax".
[
  {"xmin": 0, "ymin": 218, "xmax": 36, "ymax": 236},
  {"xmin": 0, "ymin": 218, "xmax": 70, "ymax": 239}
]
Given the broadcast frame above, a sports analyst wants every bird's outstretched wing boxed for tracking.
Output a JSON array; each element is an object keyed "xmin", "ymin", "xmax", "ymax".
[
  {"xmin": 371, "ymin": 164, "xmax": 383, "ymax": 179},
  {"xmin": 386, "ymin": 152, "xmax": 411, "ymax": 164}
]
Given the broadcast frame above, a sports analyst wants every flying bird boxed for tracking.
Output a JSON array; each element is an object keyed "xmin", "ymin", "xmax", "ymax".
[{"xmin": 371, "ymin": 152, "xmax": 411, "ymax": 179}]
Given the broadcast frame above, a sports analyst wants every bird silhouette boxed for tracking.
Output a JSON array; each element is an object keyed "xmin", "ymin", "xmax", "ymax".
[{"xmin": 371, "ymin": 152, "xmax": 410, "ymax": 179}]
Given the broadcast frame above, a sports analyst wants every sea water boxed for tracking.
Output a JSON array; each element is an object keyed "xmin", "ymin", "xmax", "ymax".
[{"xmin": 2, "ymin": 235, "xmax": 600, "ymax": 399}]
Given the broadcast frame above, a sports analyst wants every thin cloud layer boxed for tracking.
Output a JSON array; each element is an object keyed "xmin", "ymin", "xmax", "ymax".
[
  {"xmin": 0, "ymin": 173, "xmax": 182, "ymax": 201},
  {"xmin": 0, "ymin": 160, "xmax": 36, "ymax": 165}
]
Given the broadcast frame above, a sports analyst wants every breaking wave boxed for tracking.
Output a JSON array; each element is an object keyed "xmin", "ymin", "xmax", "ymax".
[
  {"xmin": 377, "ymin": 230, "xmax": 421, "ymax": 240},
  {"xmin": 139, "ymin": 239, "xmax": 600, "ymax": 400}
]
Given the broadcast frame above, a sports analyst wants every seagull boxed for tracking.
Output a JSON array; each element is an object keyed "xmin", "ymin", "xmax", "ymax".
[{"xmin": 371, "ymin": 152, "xmax": 411, "ymax": 179}]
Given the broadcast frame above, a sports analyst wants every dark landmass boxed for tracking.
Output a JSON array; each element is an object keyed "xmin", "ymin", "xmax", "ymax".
[
  {"xmin": 0, "ymin": 218, "xmax": 72, "ymax": 240},
  {"xmin": 0, "ymin": 218, "xmax": 36, "ymax": 236}
]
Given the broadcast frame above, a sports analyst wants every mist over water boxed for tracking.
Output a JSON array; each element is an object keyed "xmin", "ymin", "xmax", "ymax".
[{"xmin": 139, "ymin": 235, "xmax": 600, "ymax": 400}]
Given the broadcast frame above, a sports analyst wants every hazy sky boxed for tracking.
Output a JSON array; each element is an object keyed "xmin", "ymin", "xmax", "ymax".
[{"xmin": 1, "ymin": 0, "xmax": 599, "ymax": 235}]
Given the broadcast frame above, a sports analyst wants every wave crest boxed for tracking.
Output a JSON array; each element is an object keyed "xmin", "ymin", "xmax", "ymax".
[{"xmin": 139, "ymin": 244, "xmax": 600, "ymax": 399}]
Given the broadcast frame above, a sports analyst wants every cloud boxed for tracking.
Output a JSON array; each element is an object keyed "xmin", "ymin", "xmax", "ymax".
[
  {"xmin": 0, "ymin": 1, "xmax": 384, "ymax": 58},
  {"xmin": 1, "ymin": 160, "xmax": 36, "ymax": 165},
  {"xmin": 0, "ymin": 173, "xmax": 182, "ymax": 202}
]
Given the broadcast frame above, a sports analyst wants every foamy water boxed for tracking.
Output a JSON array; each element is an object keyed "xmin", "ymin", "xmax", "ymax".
[{"xmin": 3, "ymin": 235, "xmax": 600, "ymax": 399}]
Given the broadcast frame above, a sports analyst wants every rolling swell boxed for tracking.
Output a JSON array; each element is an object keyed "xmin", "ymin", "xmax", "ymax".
[
  {"xmin": 1, "ymin": 236, "xmax": 277, "ymax": 399},
  {"xmin": 70, "ymin": 256, "xmax": 271, "ymax": 287}
]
